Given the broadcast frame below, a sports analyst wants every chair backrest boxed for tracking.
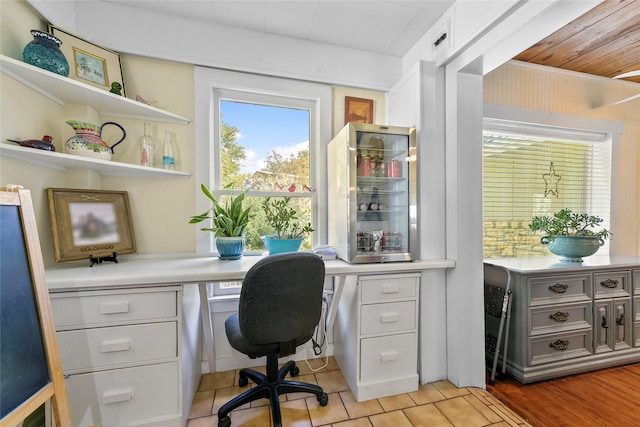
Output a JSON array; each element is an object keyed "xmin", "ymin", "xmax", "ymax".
[{"xmin": 238, "ymin": 252, "xmax": 325, "ymax": 345}]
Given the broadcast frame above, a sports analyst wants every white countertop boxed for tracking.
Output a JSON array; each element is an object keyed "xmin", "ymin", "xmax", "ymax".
[
  {"xmin": 46, "ymin": 254, "xmax": 455, "ymax": 291},
  {"xmin": 484, "ymin": 255, "xmax": 640, "ymax": 274}
]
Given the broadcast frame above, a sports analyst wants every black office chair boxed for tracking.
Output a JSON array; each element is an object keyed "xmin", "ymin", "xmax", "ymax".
[{"xmin": 217, "ymin": 252, "xmax": 329, "ymax": 427}]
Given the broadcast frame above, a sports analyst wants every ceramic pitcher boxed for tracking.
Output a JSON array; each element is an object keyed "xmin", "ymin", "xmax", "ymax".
[{"xmin": 65, "ymin": 120, "xmax": 126, "ymax": 160}]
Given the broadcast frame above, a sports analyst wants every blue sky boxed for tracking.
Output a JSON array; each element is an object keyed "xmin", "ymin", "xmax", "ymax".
[{"xmin": 221, "ymin": 101, "xmax": 310, "ymax": 174}]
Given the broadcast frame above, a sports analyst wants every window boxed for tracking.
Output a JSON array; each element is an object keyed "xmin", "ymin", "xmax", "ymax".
[
  {"xmin": 194, "ymin": 67, "xmax": 331, "ymax": 257},
  {"xmin": 217, "ymin": 96, "xmax": 312, "ymax": 252},
  {"xmin": 482, "ymin": 118, "xmax": 613, "ymax": 258}
]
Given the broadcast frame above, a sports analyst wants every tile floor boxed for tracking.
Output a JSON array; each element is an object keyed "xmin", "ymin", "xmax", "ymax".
[{"xmin": 187, "ymin": 357, "xmax": 531, "ymax": 427}]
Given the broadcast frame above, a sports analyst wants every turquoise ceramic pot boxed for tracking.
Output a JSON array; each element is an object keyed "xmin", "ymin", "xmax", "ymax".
[
  {"xmin": 215, "ymin": 237, "xmax": 245, "ymax": 260},
  {"xmin": 261, "ymin": 236, "xmax": 303, "ymax": 255},
  {"xmin": 23, "ymin": 30, "xmax": 69, "ymax": 76},
  {"xmin": 541, "ymin": 235, "xmax": 605, "ymax": 262}
]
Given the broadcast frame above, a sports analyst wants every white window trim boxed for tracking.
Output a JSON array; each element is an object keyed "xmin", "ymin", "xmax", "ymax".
[
  {"xmin": 483, "ymin": 103, "xmax": 624, "ymax": 253},
  {"xmin": 194, "ymin": 66, "xmax": 332, "ymax": 256}
]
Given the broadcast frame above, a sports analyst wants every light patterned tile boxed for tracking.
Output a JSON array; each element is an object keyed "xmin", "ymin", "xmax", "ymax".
[
  {"xmin": 408, "ymin": 383, "xmax": 448, "ymax": 405},
  {"xmin": 403, "ymin": 403, "xmax": 454, "ymax": 427},
  {"xmin": 435, "ymin": 395, "xmax": 491, "ymax": 426},
  {"xmin": 377, "ymin": 393, "xmax": 416, "ymax": 412},
  {"xmin": 333, "ymin": 418, "xmax": 374, "ymax": 427},
  {"xmin": 199, "ymin": 370, "xmax": 236, "ymax": 391},
  {"xmin": 369, "ymin": 410, "xmax": 414, "ymax": 427},
  {"xmin": 464, "ymin": 394, "xmax": 503, "ymax": 424},
  {"xmin": 307, "ymin": 392, "xmax": 349, "ymax": 426},
  {"xmin": 339, "ymin": 390, "xmax": 384, "ymax": 418},
  {"xmin": 432, "ymin": 381, "xmax": 471, "ymax": 399},
  {"xmin": 225, "ymin": 406, "xmax": 272, "ymax": 426},
  {"xmin": 296, "ymin": 356, "xmax": 339, "ymax": 375},
  {"xmin": 315, "ymin": 369, "xmax": 350, "ymax": 393},
  {"xmin": 280, "ymin": 398, "xmax": 314, "ymax": 427},
  {"xmin": 187, "ymin": 414, "xmax": 217, "ymax": 427},
  {"xmin": 212, "ymin": 386, "xmax": 254, "ymax": 413},
  {"xmin": 286, "ymin": 374, "xmax": 320, "ymax": 401},
  {"xmin": 188, "ymin": 390, "xmax": 214, "ymax": 419}
]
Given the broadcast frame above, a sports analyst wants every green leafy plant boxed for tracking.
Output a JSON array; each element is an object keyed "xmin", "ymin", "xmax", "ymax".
[
  {"xmin": 261, "ymin": 196, "xmax": 314, "ymax": 239},
  {"xmin": 189, "ymin": 184, "xmax": 253, "ymax": 237},
  {"xmin": 529, "ymin": 208, "xmax": 610, "ymax": 239}
]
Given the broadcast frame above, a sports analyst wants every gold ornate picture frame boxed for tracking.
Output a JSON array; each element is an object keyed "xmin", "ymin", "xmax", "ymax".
[
  {"xmin": 46, "ymin": 188, "xmax": 136, "ymax": 262},
  {"xmin": 49, "ymin": 25, "xmax": 126, "ymax": 96}
]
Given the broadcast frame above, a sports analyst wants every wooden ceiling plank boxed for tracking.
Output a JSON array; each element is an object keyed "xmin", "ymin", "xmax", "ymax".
[
  {"xmin": 515, "ymin": 9, "xmax": 640, "ymax": 68},
  {"xmin": 559, "ymin": 28, "xmax": 640, "ymax": 73},
  {"xmin": 514, "ymin": 0, "xmax": 633, "ymax": 62}
]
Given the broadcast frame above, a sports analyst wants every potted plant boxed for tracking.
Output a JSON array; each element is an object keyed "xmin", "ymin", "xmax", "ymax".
[
  {"xmin": 260, "ymin": 196, "xmax": 314, "ymax": 254},
  {"xmin": 529, "ymin": 208, "xmax": 610, "ymax": 261},
  {"xmin": 189, "ymin": 184, "xmax": 253, "ymax": 260}
]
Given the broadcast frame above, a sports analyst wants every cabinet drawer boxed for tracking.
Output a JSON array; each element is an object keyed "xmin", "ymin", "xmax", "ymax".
[
  {"xmin": 51, "ymin": 290, "xmax": 177, "ymax": 328},
  {"xmin": 66, "ymin": 362, "xmax": 178, "ymax": 427},
  {"xmin": 528, "ymin": 274, "xmax": 591, "ymax": 306},
  {"xmin": 634, "ymin": 322, "xmax": 640, "ymax": 347},
  {"xmin": 57, "ymin": 322, "xmax": 177, "ymax": 373},
  {"xmin": 529, "ymin": 330, "xmax": 592, "ymax": 366},
  {"xmin": 594, "ymin": 271, "xmax": 631, "ymax": 299},
  {"xmin": 360, "ymin": 274, "xmax": 418, "ymax": 302},
  {"xmin": 360, "ymin": 301, "xmax": 416, "ymax": 335},
  {"xmin": 529, "ymin": 302, "xmax": 592, "ymax": 336},
  {"xmin": 360, "ymin": 333, "xmax": 416, "ymax": 382},
  {"xmin": 635, "ymin": 296, "xmax": 640, "ymax": 322},
  {"xmin": 634, "ymin": 270, "xmax": 640, "ymax": 294}
]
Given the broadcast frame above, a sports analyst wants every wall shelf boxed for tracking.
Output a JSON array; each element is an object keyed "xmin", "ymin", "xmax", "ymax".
[
  {"xmin": 1, "ymin": 55, "xmax": 191, "ymax": 124},
  {"xmin": 1, "ymin": 143, "xmax": 191, "ymax": 177}
]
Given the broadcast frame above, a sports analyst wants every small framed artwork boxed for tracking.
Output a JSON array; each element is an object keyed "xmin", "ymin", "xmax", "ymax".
[
  {"xmin": 48, "ymin": 25, "xmax": 126, "ymax": 96},
  {"xmin": 46, "ymin": 188, "xmax": 136, "ymax": 262},
  {"xmin": 345, "ymin": 96, "xmax": 374, "ymax": 125}
]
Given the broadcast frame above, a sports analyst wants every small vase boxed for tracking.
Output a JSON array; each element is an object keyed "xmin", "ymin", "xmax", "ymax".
[
  {"xmin": 23, "ymin": 30, "xmax": 69, "ymax": 77},
  {"xmin": 261, "ymin": 236, "xmax": 304, "ymax": 255},
  {"xmin": 215, "ymin": 237, "xmax": 245, "ymax": 260}
]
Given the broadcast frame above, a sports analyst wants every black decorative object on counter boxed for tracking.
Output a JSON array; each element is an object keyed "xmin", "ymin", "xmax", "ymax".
[{"xmin": 23, "ymin": 30, "xmax": 69, "ymax": 76}]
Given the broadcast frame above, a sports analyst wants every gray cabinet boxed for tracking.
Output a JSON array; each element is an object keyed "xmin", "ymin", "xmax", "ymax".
[{"xmin": 484, "ymin": 256, "xmax": 640, "ymax": 383}]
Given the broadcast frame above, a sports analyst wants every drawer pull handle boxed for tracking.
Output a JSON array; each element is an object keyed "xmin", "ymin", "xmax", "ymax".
[
  {"xmin": 100, "ymin": 338, "xmax": 132, "ymax": 353},
  {"xmin": 380, "ymin": 312, "xmax": 398, "ymax": 323},
  {"xmin": 548, "ymin": 283, "xmax": 568, "ymax": 293},
  {"xmin": 380, "ymin": 351, "xmax": 399, "ymax": 362},
  {"xmin": 600, "ymin": 279, "xmax": 619, "ymax": 289},
  {"xmin": 102, "ymin": 388, "xmax": 133, "ymax": 404},
  {"xmin": 380, "ymin": 284, "xmax": 400, "ymax": 294},
  {"xmin": 617, "ymin": 313, "xmax": 625, "ymax": 326},
  {"xmin": 549, "ymin": 339, "xmax": 569, "ymax": 351},
  {"xmin": 99, "ymin": 302, "xmax": 130, "ymax": 314},
  {"xmin": 601, "ymin": 314, "xmax": 609, "ymax": 329},
  {"xmin": 549, "ymin": 312, "xmax": 569, "ymax": 322}
]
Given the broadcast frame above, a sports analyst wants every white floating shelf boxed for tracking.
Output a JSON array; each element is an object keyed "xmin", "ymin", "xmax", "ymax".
[
  {"xmin": 1, "ymin": 55, "xmax": 191, "ymax": 124},
  {"xmin": 1, "ymin": 143, "xmax": 191, "ymax": 178}
]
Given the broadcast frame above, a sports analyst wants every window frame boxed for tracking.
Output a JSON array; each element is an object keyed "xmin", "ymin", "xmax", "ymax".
[
  {"xmin": 482, "ymin": 104, "xmax": 623, "ymax": 257},
  {"xmin": 194, "ymin": 66, "xmax": 332, "ymax": 257}
]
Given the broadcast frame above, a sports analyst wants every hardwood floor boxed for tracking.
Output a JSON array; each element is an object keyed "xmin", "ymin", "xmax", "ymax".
[{"xmin": 486, "ymin": 363, "xmax": 640, "ymax": 427}]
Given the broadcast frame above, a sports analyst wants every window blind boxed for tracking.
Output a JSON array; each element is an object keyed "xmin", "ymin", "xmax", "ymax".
[{"xmin": 482, "ymin": 122, "xmax": 611, "ymax": 258}]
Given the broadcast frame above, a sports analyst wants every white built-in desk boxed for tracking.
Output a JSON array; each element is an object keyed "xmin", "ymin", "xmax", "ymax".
[{"xmin": 46, "ymin": 255, "xmax": 454, "ymax": 426}]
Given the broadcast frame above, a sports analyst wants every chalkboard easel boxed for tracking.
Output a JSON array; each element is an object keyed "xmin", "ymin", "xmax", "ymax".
[{"xmin": 0, "ymin": 190, "xmax": 72, "ymax": 427}]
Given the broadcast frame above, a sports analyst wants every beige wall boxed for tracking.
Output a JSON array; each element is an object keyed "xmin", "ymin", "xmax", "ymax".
[
  {"xmin": 484, "ymin": 61, "xmax": 640, "ymax": 255},
  {"xmin": 0, "ymin": 0, "xmax": 386, "ymax": 266}
]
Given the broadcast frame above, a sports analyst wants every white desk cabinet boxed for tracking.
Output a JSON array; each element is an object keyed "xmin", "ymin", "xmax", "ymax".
[
  {"xmin": 484, "ymin": 256, "xmax": 640, "ymax": 384},
  {"xmin": 334, "ymin": 273, "xmax": 419, "ymax": 401},
  {"xmin": 50, "ymin": 286, "xmax": 186, "ymax": 427}
]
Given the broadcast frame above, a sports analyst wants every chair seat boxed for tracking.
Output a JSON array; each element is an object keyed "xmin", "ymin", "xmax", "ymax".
[{"xmin": 225, "ymin": 313, "xmax": 315, "ymax": 358}]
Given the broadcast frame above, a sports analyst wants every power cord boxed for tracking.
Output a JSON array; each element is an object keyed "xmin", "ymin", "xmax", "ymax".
[{"xmin": 305, "ymin": 296, "xmax": 329, "ymax": 372}]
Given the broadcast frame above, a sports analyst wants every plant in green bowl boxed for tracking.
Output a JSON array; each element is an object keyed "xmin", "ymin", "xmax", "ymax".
[
  {"xmin": 529, "ymin": 208, "xmax": 610, "ymax": 239},
  {"xmin": 261, "ymin": 196, "xmax": 314, "ymax": 239}
]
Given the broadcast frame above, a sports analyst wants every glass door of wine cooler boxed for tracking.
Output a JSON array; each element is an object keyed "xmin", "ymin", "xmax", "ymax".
[{"xmin": 328, "ymin": 123, "xmax": 416, "ymax": 263}]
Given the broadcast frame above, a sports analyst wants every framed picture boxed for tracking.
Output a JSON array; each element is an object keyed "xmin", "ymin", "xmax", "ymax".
[
  {"xmin": 49, "ymin": 25, "xmax": 126, "ymax": 96},
  {"xmin": 46, "ymin": 188, "xmax": 136, "ymax": 262},
  {"xmin": 345, "ymin": 96, "xmax": 374, "ymax": 125}
]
